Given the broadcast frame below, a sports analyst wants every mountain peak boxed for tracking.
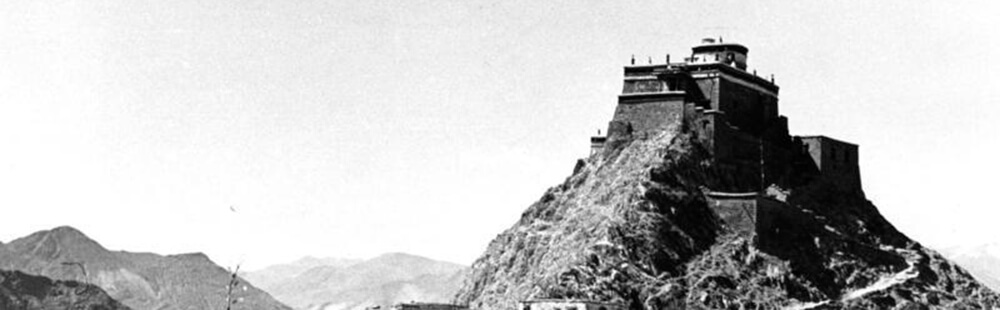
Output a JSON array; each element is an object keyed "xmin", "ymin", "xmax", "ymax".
[
  {"xmin": 170, "ymin": 252, "xmax": 214, "ymax": 263},
  {"xmin": 49, "ymin": 225, "xmax": 88, "ymax": 238},
  {"xmin": 5, "ymin": 226, "xmax": 109, "ymax": 262}
]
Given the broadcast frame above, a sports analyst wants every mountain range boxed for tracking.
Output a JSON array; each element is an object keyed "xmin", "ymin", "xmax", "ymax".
[
  {"xmin": 0, "ymin": 226, "xmax": 290, "ymax": 310},
  {"xmin": 941, "ymin": 243, "xmax": 1000, "ymax": 293},
  {"xmin": 244, "ymin": 253, "xmax": 466, "ymax": 310}
]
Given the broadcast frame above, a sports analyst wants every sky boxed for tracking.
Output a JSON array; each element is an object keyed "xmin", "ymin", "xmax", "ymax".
[{"xmin": 1, "ymin": 0, "xmax": 999, "ymax": 270}]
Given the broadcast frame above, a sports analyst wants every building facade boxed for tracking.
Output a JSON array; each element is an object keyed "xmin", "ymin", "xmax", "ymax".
[{"xmin": 591, "ymin": 38, "xmax": 859, "ymax": 192}]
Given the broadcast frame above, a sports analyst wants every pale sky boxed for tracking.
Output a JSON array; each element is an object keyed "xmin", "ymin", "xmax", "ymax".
[{"xmin": 1, "ymin": 0, "xmax": 998, "ymax": 270}]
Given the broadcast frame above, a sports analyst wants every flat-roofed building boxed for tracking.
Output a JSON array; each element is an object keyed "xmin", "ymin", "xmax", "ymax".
[{"xmin": 520, "ymin": 299, "xmax": 624, "ymax": 310}]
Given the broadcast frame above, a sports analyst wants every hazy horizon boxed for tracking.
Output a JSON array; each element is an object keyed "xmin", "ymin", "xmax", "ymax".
[{"xmin": 2, "ymin": 0, "xmax": 999, "ymax": 270}]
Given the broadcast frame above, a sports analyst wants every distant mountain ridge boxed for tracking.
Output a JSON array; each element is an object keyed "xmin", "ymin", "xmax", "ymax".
[
  {"xmin": 942, "ymin": 243, "xmax": 1000, "ymax": 292},
  {"xmin": 0, "ymin": 226, "xmax": 291, "ymax": 310},
  {"xmin": 245, "ymin": 252, "xmax": 467, "ymax": 310},
  {"xmin": 243, "ymin": 256, "xmax": 363, "ymax": 289}
]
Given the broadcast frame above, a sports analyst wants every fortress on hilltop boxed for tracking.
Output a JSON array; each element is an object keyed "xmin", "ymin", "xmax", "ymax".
[
  {"xmin": 591, "ymin": 38, "xmax": 860, "ymax": 193},
  {"xmin": 588, "ymin": 38, "xmax": 862, "ymax": 238}
]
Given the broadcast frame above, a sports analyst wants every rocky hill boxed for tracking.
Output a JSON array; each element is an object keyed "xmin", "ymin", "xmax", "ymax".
[
  {"xmin": 455, "ymin": 127, "xmax": 1000, "ymax": 309},
  {"xmin": 0, "ymin": 268, "xmax": 129, "ymax": 310},
  {"xmin": 0, "ymin": 226, "xmax": 290, "ymax": 310},
  {"xmin": 249, "ymin": 253, "xmax": 466, "ymax": 310}
]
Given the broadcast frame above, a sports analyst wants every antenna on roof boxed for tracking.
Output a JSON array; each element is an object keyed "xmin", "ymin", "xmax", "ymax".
[
  {"xmin": 631, "ymin": 54, "xmax": 635, "ymax": 65},
  {"xmin": 648, "ymin": 56, "xmax": 652, "ymax": 64}
]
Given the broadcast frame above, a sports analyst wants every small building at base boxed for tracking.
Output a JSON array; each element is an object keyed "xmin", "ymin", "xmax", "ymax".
[
  {"xmin": 520, "ymin": 299, "xmax": 625, "ymax": 310},
  {"xmin": 389, "ymin": 303, "xmax": 468, "ymax": 310}
]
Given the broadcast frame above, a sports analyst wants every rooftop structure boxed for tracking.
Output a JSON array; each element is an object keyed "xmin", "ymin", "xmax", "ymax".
[{"xmin": 592, "ymin": 38, "xmax": 859, "ymax": 193}]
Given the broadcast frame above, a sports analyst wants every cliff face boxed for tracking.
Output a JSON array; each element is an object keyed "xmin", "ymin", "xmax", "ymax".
[
  {"xmin": 0, "ymin": 269, "xmax": 130, "ymax": 310},
  {"xmin": 455, "ymin": 127, "xmax": 999, "ymax": 309}
]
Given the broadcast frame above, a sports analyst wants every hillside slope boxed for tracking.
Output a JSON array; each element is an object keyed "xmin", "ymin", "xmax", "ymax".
[
  {"xmin": 0, "ymin": 226, "xmax": 290, "ymax": 310},
  {"xmin": 455, "ymin": 127, "xmax": 999, "ymax": 309},
  {"xmin": 0, "ymin": 269, "xmax": 130, "ymax": 310}
]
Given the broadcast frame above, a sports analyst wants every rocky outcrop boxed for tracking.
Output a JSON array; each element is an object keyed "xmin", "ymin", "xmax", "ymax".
[
  {"xmin": 0, "ymin": 268, "xmax": 130, "ymax": 310},
  {"xmin": 455, "ymin": 127, "xmax": 999, "ymax": 309},
  {"xmin": 0, "ymin": 226, "xmax": 290, "ymax": 310}
]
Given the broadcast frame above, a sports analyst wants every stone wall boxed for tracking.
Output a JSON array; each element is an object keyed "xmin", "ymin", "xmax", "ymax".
[
  {"xmin": 697, "ymin": 77, "xmax": 779, "ymax": 136},
  {"xmin": 705, "ymin": 193, "xmax": 811, "ymax": 248},
  {"xmin": 705, "ymin": 192, "xmax": 761, "ymax": 236},
  {"xmin": 607, "ymin": 95, "xmax": 686, "ymax": 141},
  {"xmin": 801, "ymin": 136, "xmax": 861, "ymax": 191}
]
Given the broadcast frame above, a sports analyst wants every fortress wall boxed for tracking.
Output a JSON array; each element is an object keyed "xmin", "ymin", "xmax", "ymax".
[
  {"xmin": 706, "ymin": 195, "xmax": 760, "ymax": 237},
  {"xmin": 711, "ymin": 116, "xmax": 761, "ymax": 164},
  {"xmin": 694, "ymin": 78, "xmax": 720, "ymax": 111},
  {"xmin": 685, "ymin": 103, "xmax": 711, "ymax": 148},
  {"xmin": 801, "ymin": 136, "xmax": 862, "ymax": 191},
  {"xmin": 716, "ymin": 78, "xmax": 779, "ymax": 135},
  {"xmin": 622, "ymin": 78, "xmax": 666, "ymax": 93},
  {"xmin": 608, "ymin": 97, "xmax": 686, "ymax": 140},
  {"xmin": 706, "ymin": 194, "xmax": 815, "ymax": 249}
]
